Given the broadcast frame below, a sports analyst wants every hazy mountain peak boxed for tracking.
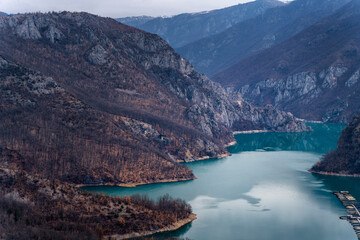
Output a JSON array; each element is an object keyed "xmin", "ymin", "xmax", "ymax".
[
  {"xmin": 118, "ymin": 0, "xmax": 284, "ymax": 48},
  {"xmin": 178, "ymin": 0, "xmax": 352, "ymax": 76}
]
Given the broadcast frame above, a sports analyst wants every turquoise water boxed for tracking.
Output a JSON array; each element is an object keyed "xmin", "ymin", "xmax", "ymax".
[{"xmin": 83, "ymin": 123, "xmax": 360, "ymax": 240}]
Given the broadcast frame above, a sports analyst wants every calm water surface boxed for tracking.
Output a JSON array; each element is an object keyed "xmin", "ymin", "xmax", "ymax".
[{"xmin": 84, "ymin": 123, "xmax": 360, "ymax": 240}]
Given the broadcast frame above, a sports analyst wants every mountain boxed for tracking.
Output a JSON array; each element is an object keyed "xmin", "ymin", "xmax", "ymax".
[
  {"xmin": 116, "ymin": 16, "xmax": 155, "ymax": 28},
  {"xmin": 0, "ymin": 12, "xmax": 307, "ymax": 186},
  {"xmin": 311, "ymin": 114, "xmax": 360, "ymax": 176},
  {"xmin": 214, "ymin": 0, "xmax": 360, "ymax": 124},
  {"xmin": 119, "ymin": 0, "xmax": 284, "ymax": 48},
  {"xmin": 178, "ymin": 0, "xmax": 352, "ymax": 76},
  {"xmin": 0, "ymin": 12, "xmax": 7, "ymax": 16}
]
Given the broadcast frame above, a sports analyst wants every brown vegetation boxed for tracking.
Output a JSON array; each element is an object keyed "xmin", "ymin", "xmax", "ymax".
[
  {"xmin": 0, "ymin": 165, "xmax": 193, "ymax": 239},
  {"xmin": 0, "ymin": 59, "xmax": 197, "ymax": 185},
  {"xmin": 311, "ymin": 114, "xmax": 360, "ymax": 174}
]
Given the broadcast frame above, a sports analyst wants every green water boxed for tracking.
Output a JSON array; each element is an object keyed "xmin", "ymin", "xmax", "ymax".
[{"xmin": 83, "ymin": 123, "xmax": 360, "ymax": 240}]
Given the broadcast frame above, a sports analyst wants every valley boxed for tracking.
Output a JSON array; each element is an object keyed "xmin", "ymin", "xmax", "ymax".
[{"xmin": 1, "ymin": 0, "xmax": 360, "ymax": 239}]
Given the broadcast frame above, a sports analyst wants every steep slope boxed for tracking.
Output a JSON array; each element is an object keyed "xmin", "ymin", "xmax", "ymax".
[
  {"xmin": 0, "ymin": 12, "xmax": 307, "ymax": 185},
  {"xmin": 214, "ymin": 0, "xmax": 360, "ymax": 123},
  {"xmin": 0, "ymin": 55, "xmax": 195, "ymax": 185},
  {"xmin": 311, "ymin": 114, "xmax": 360, "ymax": 176},
  {"xmin": 0, "ymin": 163, "xmax": 194, "ymax": 239},
  {"xmin": 119, "ymin": 0, "xmax": 284, "ymax": 48},
  {"xmin": 116, "ymin": 16, "xmax": 155, "ymax": 28},
  {"xmin": 178, "ymin": 0, "xmax": 351, "ymax": 76}
]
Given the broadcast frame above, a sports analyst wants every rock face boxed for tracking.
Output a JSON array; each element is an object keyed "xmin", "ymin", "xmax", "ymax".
[
  {"xmin": 0, "ymin": 12, "xmax": 307, "ymax": 185},
  {"xmin": 118, "ymin": 0, "xmax": 284, "ymax": 48},
  {"xmin": 214, "ymin": 0, "xmax": 360, "ymax": 124},
  {"xmin": 87, "ymin": 44, "xmax": 108, "ymax": 65},
  {"xmin": 311, "ymin": 114, "xmax": 360, "ymax": 175},
  {"xmin": 16, "ymin": 17, "xmax": 42, "ymax": 39},
  {"xmin": 178, "ymin": 0, "xmax": 351, "ymax": 76}
]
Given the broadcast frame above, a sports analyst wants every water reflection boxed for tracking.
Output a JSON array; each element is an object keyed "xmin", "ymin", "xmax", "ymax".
[
  {"xmin": 313, "ymin": 173, "xmax": 360, "ymax": 200},
  {"xmin": 137, "ymin": 222, "xmax": 193, "ymax": 239},
  {"xmin": 83, "ymin": 123, "xmax": 358, "ymax": 240},
  {"xmin": 229, "ymin": 123, "xmax": 345, "ymax": 154}
]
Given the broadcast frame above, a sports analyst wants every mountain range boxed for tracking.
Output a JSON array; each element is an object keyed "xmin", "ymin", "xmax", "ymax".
[
  {"xmin": 177, "ymin": 0, "xmax": 352, "ymax": 76},
  {"xmin": 117, "ymin": 0, "xmax": 284, "ymax": 48},
  {"xmin": 2, "ymin": 0, "xmax": 359, "ymax": 238},
  {"xmin": 214, "ymin": 0, "xmax": 360, "ymax": 123},
  {"xmin": 116, "ymin": 16, "xmax": 155, "ymax": 28},
  {"xmin": 0, "ymin": 12, "xmax": 307, "ymax": 186}
]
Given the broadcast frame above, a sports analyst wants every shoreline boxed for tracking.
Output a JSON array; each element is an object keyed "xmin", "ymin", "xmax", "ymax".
[
  {"xmin": 297, "ymin": 118, "xmax": 324, "ymax": 124},
  {"xmin": 232, "ymin": 127, "xmax": 315, "ymax": 135},
  {"xmin": 178, "ymin": 152, "xmax": 231, "ymax": 163},
  {"xmin": 76, "ymin": 177, "xmax": 196, "ymax": 188},
  {"xmin": 225, "ymin": 141, "xmax": 237, "ymax": 147},
  {"xmin": 106, "ymin": 213, "xmax": 197, "ymax": 240},
  {"xmin": 233, "ymin": 130, "xmax": 270, "ymax": 135},
  {"xmin": 78, "ymin": 151, "xmax": 232, "ymax": 189},
  {"xmin": 309, "ymin": 170, "xmax": 360, "ymax": 178}
]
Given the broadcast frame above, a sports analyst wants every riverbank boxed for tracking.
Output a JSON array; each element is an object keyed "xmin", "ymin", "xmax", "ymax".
[
  {"xmin": 232, "ymin": 126, "xmax": 314, "ymax": 135},
  {"xmin": 106, "ymin": 213, "xmax": 197, "ymax": 240},
  {"xmin": 77, "ymin": 151, "xmax": 234, "ymax": 189},
  {"xmin": 309, "ymin": 170, "xmax": 360, "ymax": 178},
  {"xmin": 233, "ymin": 130, "xmax": 270, "ymax": 134},
  {"xmin": 225, "ymin": 141, "xmax": 237, "ymax": 147},
  {"xmin": 76, "ymin": 177, "xmax": 196, "ymax": 188},
  {"xmin": 177, "ymin": 152, "xmax": 231, "ymax": 163}
]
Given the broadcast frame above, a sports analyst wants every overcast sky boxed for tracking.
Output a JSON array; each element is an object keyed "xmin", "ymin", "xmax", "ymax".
[{"xmin": 0, "ymin": 0, "xmax": 277, "ymax": 18}]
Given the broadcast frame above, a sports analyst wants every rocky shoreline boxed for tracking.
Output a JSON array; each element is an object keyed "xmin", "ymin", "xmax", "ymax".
[
  {"xmin": 106, "ymin": 213, "xmax": 197, "ymax": 240},
  {"xmin": 308, "ymin": 170, "xmax": 360, "ymax": 178},
  {"xmin": 76, "ymin": 177, "xmax": 197, "ymax": 188},
  {"xmin": 225, "ymin": 141, "xmax": 237, "ymax": 147},
  {"xmin": 233, "ymin": 130, "xmax": 270, "ymax": 134}
]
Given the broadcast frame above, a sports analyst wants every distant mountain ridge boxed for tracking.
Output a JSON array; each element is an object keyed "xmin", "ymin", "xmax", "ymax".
[
  {"xmin": 178, "ymin": 0, "xmax": 352, "ymax": 76},
  {"xmin": 116, "ymin": 16, "xmax": 155, "ymax": 28},
  {"xmin": 0, "ymin": 12, "xmax": 7, "ymax": 16},
  {"xmin": 117, "ymin": 0, "xmax": 284, "ymax": 48},
  {"xmin": 214, "ymin": 0, "xmax": 360, "ymax": 124}
]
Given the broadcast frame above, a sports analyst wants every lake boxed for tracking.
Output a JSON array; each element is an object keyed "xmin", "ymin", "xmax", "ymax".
[{"xmin": 83, "ymin": 123, "xmax": 360, "ymax": 240}]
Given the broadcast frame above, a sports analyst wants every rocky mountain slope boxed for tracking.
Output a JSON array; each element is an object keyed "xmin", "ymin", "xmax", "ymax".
[
  {"xmin": 118, "ymin": 0, "xmax": 284, "ymax": 48},
  {"xmin": 214, "ymin": 0, "xmax": 360, "ymax": 123},
  {"xmin": 311, "ymin": 114, "xmax": 360, "ymax": 175},
  {"xmin": 0, "ymin": 12, "xmax": 307, "ymax": 186},
  {"xmin": 116, "ymin": 16, "xmax": 155, "ymax": 28},
  {"xmin": 178, "ymin": 0, "xmax": 351, "ymax": 76}
]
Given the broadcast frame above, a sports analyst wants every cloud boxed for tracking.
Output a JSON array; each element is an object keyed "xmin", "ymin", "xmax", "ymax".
[{"xmin": 0, "ymin": 0, "xmax": 256, "ymax": 17}]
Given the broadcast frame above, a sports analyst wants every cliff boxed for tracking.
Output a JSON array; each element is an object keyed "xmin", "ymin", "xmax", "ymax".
[
  {"xmin": 214, "ymin": 0, "xmax": 360, "ymax": 124},
  {"xmin": 311, "ymin": 114, "xmax": 360, "ymax": 175}
]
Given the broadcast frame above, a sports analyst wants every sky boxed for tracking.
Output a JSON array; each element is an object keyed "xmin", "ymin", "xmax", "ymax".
[{"xmin": 0, "ymin": 0, "xmax": 271, "ymax": 18}]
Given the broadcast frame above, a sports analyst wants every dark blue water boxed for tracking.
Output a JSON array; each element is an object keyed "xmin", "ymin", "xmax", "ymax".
[{"xmin": 84, "ymin": 123, "xmax": 360, "ymax": 240}]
